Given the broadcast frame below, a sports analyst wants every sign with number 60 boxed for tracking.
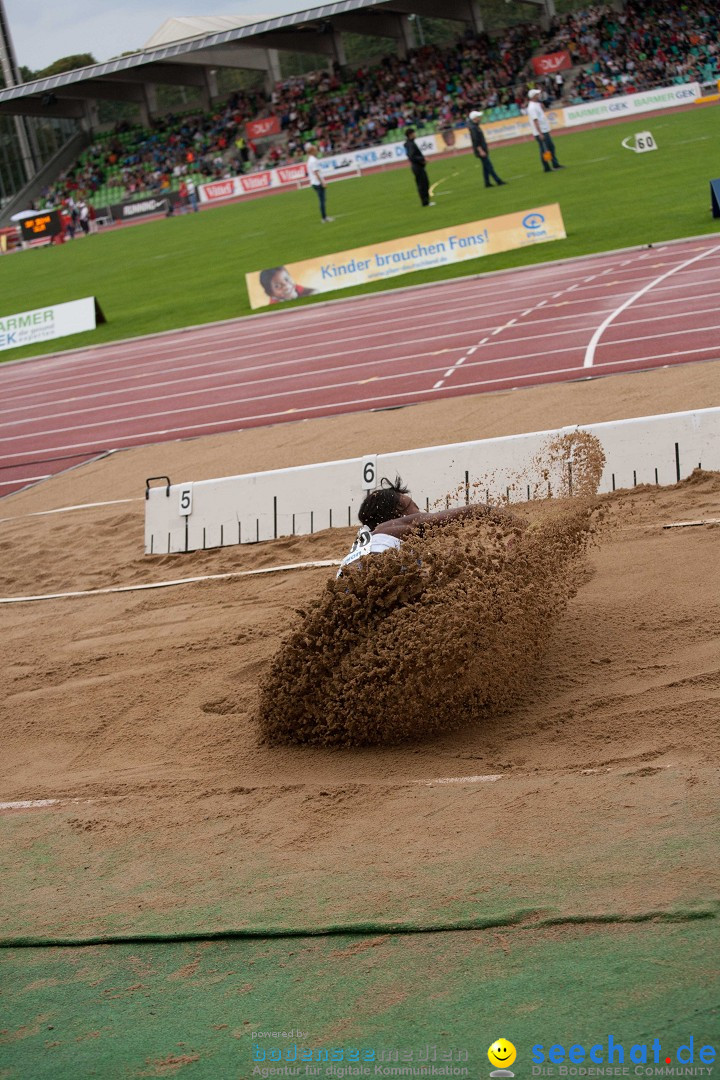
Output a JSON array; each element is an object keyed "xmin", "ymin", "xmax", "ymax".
[
  {"xmin": 622, "ymin": 131, "xmax": 657, "ymax": 154},
  {"xmin": 361, "ymin": 455, "xmax": 377, "ymax": 490}
]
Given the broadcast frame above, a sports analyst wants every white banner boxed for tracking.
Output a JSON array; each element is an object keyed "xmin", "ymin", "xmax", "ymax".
[
  {"xmin": 0, "ymin": 297, "xmax": 100, "ymax": 352},
  {"xmin": 199, "ymin": 136, "xmax": 439, "ymax": 204},
  {"xmin": 563, "ymin": 82, "xmax": 701, "ymax": 127}
]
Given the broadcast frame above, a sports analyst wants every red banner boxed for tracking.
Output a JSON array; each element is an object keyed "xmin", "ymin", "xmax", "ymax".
[
  {"xmin": 240, "ymin": 172, "xmax": 272, "ymax": 192},
  {"xmin": 532, "ymin": 50, "xmax": 572, "ymax": 75},
  {"xmin": 202, "ymin": 179, "xmax": 239, "ymax": 202},
  {"xmin": 276, "ymin": 164, "xmax": 307, "ymax": 185},
  {"xmin": 246, "ymin": 115, "xmax": 281, "ymax": 139}
]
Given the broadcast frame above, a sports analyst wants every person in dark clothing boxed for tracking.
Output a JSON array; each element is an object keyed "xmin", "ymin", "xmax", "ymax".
[
  {"xmin": 404, "ymin": 128, "xmax": 434, "ymax": 207},
  {"xmin": 468, "ymin": 111, "xmax": 506, "ymax": 188}
]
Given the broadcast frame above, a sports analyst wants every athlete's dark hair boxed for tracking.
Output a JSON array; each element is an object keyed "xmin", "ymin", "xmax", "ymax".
[{"xmin": 358, "ymin": 475, "xmax": 410, "ymax": 531}]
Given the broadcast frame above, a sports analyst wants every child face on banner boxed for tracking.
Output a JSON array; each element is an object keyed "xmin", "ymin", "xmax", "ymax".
[{"xmin": 269, "ymin": 268, "xmax": 299, "ymax": 300}]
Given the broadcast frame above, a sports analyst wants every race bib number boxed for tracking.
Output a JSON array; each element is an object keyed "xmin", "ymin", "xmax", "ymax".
[{"xmin": 337, "ymin": 526, "xmax": 373, "ymax": 576}]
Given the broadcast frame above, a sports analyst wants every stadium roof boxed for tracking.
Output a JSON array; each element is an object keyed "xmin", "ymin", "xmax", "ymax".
[
  {"xmin": 0, "ymin": 0, "xmax": 552, "ymax": 119},
  {"xmin": 144, "ymin": 15, "xmax": 263, "ymax": 50}
]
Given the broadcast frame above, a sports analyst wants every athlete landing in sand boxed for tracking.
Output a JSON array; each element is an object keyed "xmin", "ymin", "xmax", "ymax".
[{"xmin": 338, "ymin": 475, "xmax": 508, "ymax": 575}]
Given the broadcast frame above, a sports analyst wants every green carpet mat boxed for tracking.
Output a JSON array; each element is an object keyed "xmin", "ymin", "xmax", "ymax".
[
  {"xmin": 1, "ymin": 769, "xmax": 717, "ymax": 943},
  {"xmin": 1, "ymin": 922, "xmax": 717, "ymax": 1079}
]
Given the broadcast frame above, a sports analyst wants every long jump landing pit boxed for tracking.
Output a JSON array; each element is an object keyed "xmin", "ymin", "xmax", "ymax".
[{"xmin": 0, "ymin": 368, "xmax": 718, "ymax": 1076}]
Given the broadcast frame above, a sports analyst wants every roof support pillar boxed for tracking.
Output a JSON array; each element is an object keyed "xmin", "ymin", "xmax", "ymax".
[
  {"xmin": 398, "ymin": 14, "xmax": 417, "ymax": 58},
  {"xmin": 140, "ymin": 83, "xmax": 157, "ymax": 126},
  {"xmin": 330, "ymin": 28, "xmax": 346, "ymax": 68},
  {"xmin": 201, "ymin": 66, "xmax": 218, "ymax": 108},
  {"xmin": 468, "ymin": 0, "xmax": 485, "ymax": 34}
]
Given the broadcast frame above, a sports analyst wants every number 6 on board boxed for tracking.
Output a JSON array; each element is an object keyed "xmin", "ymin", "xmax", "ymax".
[{"xmin": 361, "ymin": 456, "xmax": 377, "ymax": 490}]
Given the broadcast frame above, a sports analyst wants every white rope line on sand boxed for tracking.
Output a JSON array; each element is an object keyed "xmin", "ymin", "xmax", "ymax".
[
  {"xmin": 0, "ymin": 780, "xmax": 500, "ymax": 809},
  {"xmin": 0, "ymin": 799, "xmax": 62, "ymax": 810},
  {"xmin": 0, "ymin": 559, "xmax": 341, "ymax": 605},
  {"xmin": 418, "ymin": 775, "xmax": 502, "ymax": 785},
  {"xmin": 0, "ymin": 497, "xmax": 141, "ymax": 523}
]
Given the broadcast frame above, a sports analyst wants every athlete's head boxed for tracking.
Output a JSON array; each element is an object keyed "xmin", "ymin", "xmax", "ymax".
[{"xmin": 358, "ymin": 476, "xmax": 419, "ymax": 530}]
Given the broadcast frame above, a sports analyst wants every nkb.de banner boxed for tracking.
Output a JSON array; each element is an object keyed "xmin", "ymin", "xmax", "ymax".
[{"xmin": 246, "ymin": 204, "xmax": 566, "ymax": 309}]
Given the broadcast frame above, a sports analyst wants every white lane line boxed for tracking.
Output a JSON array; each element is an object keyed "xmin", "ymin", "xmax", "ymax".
[
  {"xmin": 584, "ymin": 243, "xmax": 720, "ymax": 367},
  {"xmin": 6, "ymin": 251, "xmax": 720, "ymax": 397},
  {"xmin": 0, "ymin": 560, "xmax": 342, "ymax": 605},
  {"xmin": 0, "ymin": 314, "xmax": 571, "ymax": 410},
  {"xmin": 0, "ymin": 327, "xmax": 601, "ymax": 439},
  {"xmin": 6, "ymin": 271, "xmax": 720, "ymax": 409},
  {"xmin": 0, "ymin": 474, "xmax": 50, "ymax": 487},
  {"xmin": 3, "ymin": 253, "xmax": 659, "ymax": 370},
  {"xmin": 0, "ymin": 498, "xmax": 140, "ymax": 523},
  {"xmin": 0, "ymin": 279, "xmax": 579, "ymax": 389},
  {"xmin": 407, "ymin": 273, "xmax": 575, "ymax": 392},
  {"xmin": 0, "ymin": 343, "xmax": 715, "ymax": 466},
  {"xmin": 6, "ymin": 297, "xmax": 720, "ymax": 424},
  {"xmin": 3, "ymin": 339, "xmax": 718, "ymax": 463},
  {"xmin": 4, "ymin": 239, "xmax": 719, "ymax": 387}
]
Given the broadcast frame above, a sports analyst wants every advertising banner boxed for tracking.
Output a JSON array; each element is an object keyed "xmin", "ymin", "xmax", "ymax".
[
  {"xmin": 453, "ymin": 109, "xmax": 565, "ymax": 148},
  {"xmin": 246, "ymin": 204, "xmax": 566, "ymax": 309},
  {"xmin": 276, "ymin": 163, "xmax": 308, "ymax": 185},
  {"xmin": 0, "ymin": 297, "xmax": 104, "ymax": 352},
  {"xmin": 353, "ymin": 133, "xmax": 440, "ymax": 170},
  {"xmin": 246, "ymin": 115, "xmax": 280, "ymax": 139},
  {"xmin": 200, "ymin": 178, "xmax": 242, "ymax": 203},
  {"xmin": 317, "ymin": 154, "xmax": 361, "ymax": 178},
  {"xmin": 109, "ymin": 196, "xmax": 172, "ymax": 221},
  {"xmin": 239, "ymin": 171, "xmax": 272, "ymax": 194},
  {"xmin": 532, "ymin": 50, "xmax": 572, "ymax": 75},
  {"xmin": 563, "ymin": 82, "xmax": 701, "ymax": 126}
]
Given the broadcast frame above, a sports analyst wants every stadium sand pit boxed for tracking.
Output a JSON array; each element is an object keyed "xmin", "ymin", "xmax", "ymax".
[
  {"xmin": 257, "ymin": 502, "xmax": 600, "ymax": 746},
  {"xmin": 0, "ymin": 367, "xmax": 718, "ymax": 945}
]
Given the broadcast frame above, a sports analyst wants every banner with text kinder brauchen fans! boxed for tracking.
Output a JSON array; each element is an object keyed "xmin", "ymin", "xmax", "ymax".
[{"xmin": 245, "ymin": 204, "xmax": 566, "ymax": 309}]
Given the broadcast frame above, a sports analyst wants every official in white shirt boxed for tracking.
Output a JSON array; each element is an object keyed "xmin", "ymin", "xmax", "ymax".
[
  {"xmin": 526, "ymin": 88, "xmax": 564, "ymax": 173},
  {"xmin": 305, "ymin": 142, "xmax": 334, "ymax": 223}
]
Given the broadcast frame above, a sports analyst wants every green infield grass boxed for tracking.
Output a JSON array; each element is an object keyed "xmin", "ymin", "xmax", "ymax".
[{"xmin": 1, "ymin": 105, "xmax": 719, "ymax": 363}]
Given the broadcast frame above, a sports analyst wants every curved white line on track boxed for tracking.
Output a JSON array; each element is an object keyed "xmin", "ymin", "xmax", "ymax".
[{"xmin": 583, "ymin": 243, "xmax": 720, "ymax": 367}]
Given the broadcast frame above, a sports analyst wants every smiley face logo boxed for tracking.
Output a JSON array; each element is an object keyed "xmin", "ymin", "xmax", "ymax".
[{"xmin": 488, "ymin": 1040, "xmax": 517, "ymax": 1070}]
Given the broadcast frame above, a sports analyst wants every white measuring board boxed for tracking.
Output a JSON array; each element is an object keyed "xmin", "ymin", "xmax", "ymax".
[{"xmin": 144, "ymin": 407, "xmax": 720, "ymax": 554}]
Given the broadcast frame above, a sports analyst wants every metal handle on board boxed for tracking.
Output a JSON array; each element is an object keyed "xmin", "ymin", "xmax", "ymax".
[{"xmin": 145, "ymin": 476, "xmax": 171, "ymax": 499}]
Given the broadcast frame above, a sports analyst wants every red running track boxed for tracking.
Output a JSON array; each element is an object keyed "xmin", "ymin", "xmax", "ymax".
[{"xmin": 1, "ymin": 235, "xmax": 719, "ymax": 497}]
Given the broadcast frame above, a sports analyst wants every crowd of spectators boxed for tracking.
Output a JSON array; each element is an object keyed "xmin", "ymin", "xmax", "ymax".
[
  {"xmin": 549, "ymin": 1, "xmax": 719, "ymax": 101},
  {"xmin": 43, "ymin": 87, "xmax": 263, "ymax": 207},
  {"xmin": 268, "ymin": 25, "xmax": 537, "ymax": 159},
  {"xmin": 42, "ymin": 0, "xmax": 719, "ymax": 209}
]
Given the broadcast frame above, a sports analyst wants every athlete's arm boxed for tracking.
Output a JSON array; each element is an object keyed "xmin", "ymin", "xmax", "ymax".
[{"xmin": 374, "ymin": 503, "xmax": 501, "ymax": 539}]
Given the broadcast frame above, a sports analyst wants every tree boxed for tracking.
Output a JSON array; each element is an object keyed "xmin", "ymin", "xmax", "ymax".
[{"xmin": 30, "ymin": 54, "xmax": 97, "ymax": 80}]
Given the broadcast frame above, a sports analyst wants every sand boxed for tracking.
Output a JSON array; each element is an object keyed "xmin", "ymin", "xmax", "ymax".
[{"xmin": 1, "ymin": 361, "xmax": 719, "ymax": 930}]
